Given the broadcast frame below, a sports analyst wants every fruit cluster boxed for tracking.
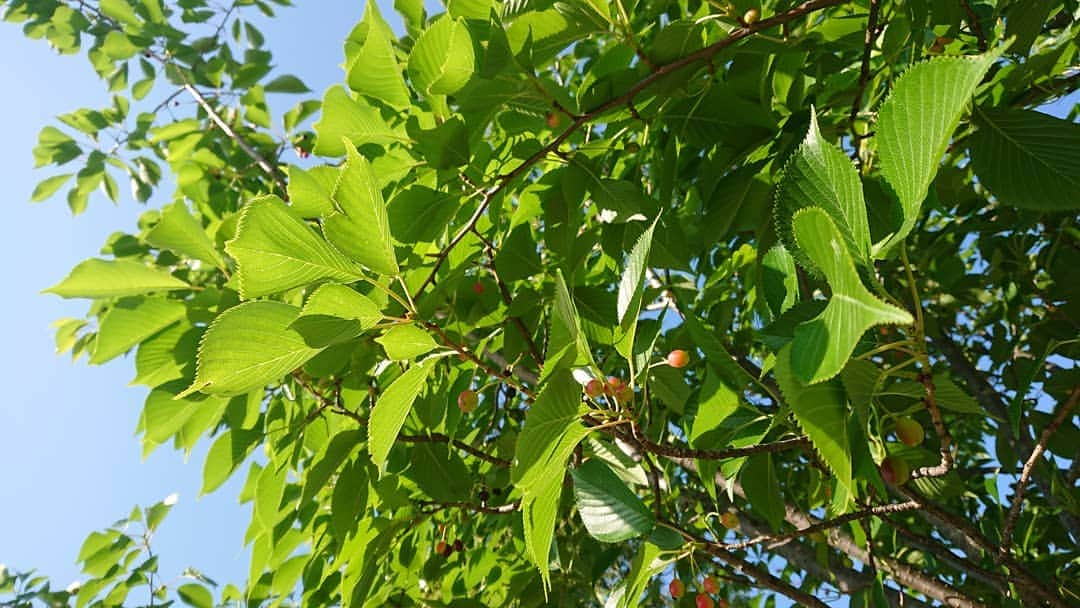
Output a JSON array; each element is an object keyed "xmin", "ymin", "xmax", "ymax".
[{"xmin": 668, "ymin": 574, "xmax": 728, "ymax": 607}]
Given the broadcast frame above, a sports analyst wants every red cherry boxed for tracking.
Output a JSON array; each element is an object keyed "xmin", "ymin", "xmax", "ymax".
[
  {"xmin": 435, "ymin": 540, "xmax": 448, "ymax": 556},
  {"xmin": 605, "ymin": 376, "xmax": 623, "ymax": 395},
  {"xmin": 666, "ymin": 349, "xmax": 690, "ymax": 368},
  {"xmin": 453, "ymin": 539, "xmax": 463, "ymax": 552},
  {"xmin": 472, "ymin": 281, "xmax": 484, "ymax": 295},
  {"xmin": 696, "ymin": 593, "xmax": 715, "ymax": 608},
  {"xmin": 702, "ymin": 575, "xmax": 720, "ymax": 594},
  {"xmin": 457, "ymin": 390, "xmax": 479, "ymax": 413},
  {"xmin": 717, "ymin": 600, "xmax": 730, "ymax": 608},
  {"xmin": 720, "ymin": 512, "xmax": 739, "ymax": 530},
  {"xmin": 585, "ymin": 379, "xmax": 604, "ymax": 398},
  {"xmin": 668, "ymin": 578, "xmax": 685, "ymax": 599},
  {"xmin": 880, "ymin": 456, "xmax": 910, "ymax": 485},
  {"xmin": 546, "ymin": 112, "xmax": 561, "ymax": 128}
]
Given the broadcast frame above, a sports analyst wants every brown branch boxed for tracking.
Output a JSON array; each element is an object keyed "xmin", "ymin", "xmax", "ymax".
[
  {"xmin": 398, "ymin": 433, "xmax": 512, "ymax": 468},
  {"xmin": 958, "ymin": 0, "xmax": 988, "ymax": 51},
  {"xmin": 881, "ymin": 514, "xmax": 1010, "ymax": 594},
  {"xmin": 182, "ymin": 83, "xmax": 289, "ymax": 196},
  {"xmin": 422, "ymin": 321, "xmax": 535, "ymax": 399},
  {"xmin": 718, "ymin": 500, "xmax": 921, "ymax": 551},
  {"xmin": 911, "ymin": 374, "xmax": 954, "ymax": 479},
  {"xmin": 479, "ymin": 245, "xmax": 544, "ymax": 367},
  {"xmin": 662, "ymin": 520, "xmax": 832, "ymax": 608},
  {"xmin": 999, "ymin": 385, "xmax": 1080, "ymax": 557},
  {"xmin": 409, "ymin": 0, "xmax": 847, "ymax": 301},
  {"xmin": 848, "ymin": 0, "xmax": 881, "ymax": 137},
  {"xmin": 632, "ymin": 432, "xmax": 810, "ymax": 461},
  {"xmin": 416, "ymin": 499, "xmax": 519, "ymax": 515}
]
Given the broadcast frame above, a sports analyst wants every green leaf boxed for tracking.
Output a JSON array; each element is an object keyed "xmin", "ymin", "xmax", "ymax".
[
  {"xmin": 286, "ymin": 165, "xmax": 338, "ymax": 218},
  {"xmin": 543, "ymin": 271, "xmax": 594, "ymax": 380},
  {"xmin": 145, "ymin": 201, "xmax": 226, "ymax": 270},
  {"xmin": 608, "ymin": 542, "xmax": 672, "ymax": 608},
  {"xmin": 375, "ymin": 324, "xmax": 437, "ymax": 360},
  {"xmin": 91, "ymin": 296, "xmax": 186, "ymax": 364},
  {"xmin": 254, "ymin": 462, "xmax": 287, "ymax": 530},
  {"xmin": 572, "ymin": 458, "xmax": 655, "ymax": 543},
  {"xmin": 387, "ymin": 185, "xmax": 460, "ymax": 243},
  {"xmin": 100, "ymin": 0, "xmax": 141, "ymax": 27},
  {"xmin": 875, "ymin": 47, "xmax": 1002, "ymax": 254},
  {"xmin": 741, "ymin": 453, "xmax": 784, "ymax": 532},
  {"xmin": 331, "ymin": 458, "xmax": 369, "ymax": 540},
  {"xmin": 176, "ymin": 583, "xmax": 213, "ymax": 608},
  {"xmin": 615, "ymin": 218, "xmax": 657, "ymax": 366},
  {"xmin": 132, "ymin": 323, "xmax": 199, "ymax": 388},
  {"xmin": 405, "ymin": 442, "xmax": 472, "ymax": 502},
  {"xmin": 494, "ymin": 224, "xmax": 542, "ymax": 282},
  {"xmin": 407, "ymin": 16, "xmax": 475, "ymax": 96},
  {"xmin": 312, "ymin": 86, "xmax": 402, "ymax": 157},
  {"xmin": 759, "ymin": 244, "xmax": 799, "ymax": 319},
  {"xmin": 291, "ymin": 283, "xmax": 383, "ymax": 347},
  {"xmin": 521, "ymin": 470, "xmax": 562, "ymax": 590},
  {"xmin": 102, "ymin": 30, "xmax": 139, "ymax": 60},
  {"xmin": 776, "ymin": 108, "xmax": 871, "ymax": 270},
  {"xmin": 790, "ymin": 208, "xmax": 912, "ymax": 384},
  {"xmin": 347, "ymin": 1, "xmax": 410, "ymax": 107},
  {"xmin": 44, "ymin": 258, "xmax": 189, "ymax": 299},
  {"xmin": 202, "ymin": 428, "xmax": 260, "ymax": 495},
  {"xmin": 31, "ymin": 173, "xmax": 73, "ymax": 202},
  {"xmin": 968, "ymin": 108, "xmax": 1080, "ymax": 211},
  {"xmin": 512, "ymin": 369, "xmax": 590, "ymax": 492},
  {"xmin": 225, "ymin": 195, "xmax": 364, "ymax": 299},
  {"xmin": 141, "ymin": 384, "xmax": 226, "ymax": 447},
  {"xmin": 264, "ymin": 74, "xmax": 310, "ymax": 93},
  {"xmin": 181, "ymin": 302, "xmax": 323, "ymax": 398},
  {"xmin": 774, "ymin": 343, "xmax": 852, "ymax": 493},
  {"xmin": 368, "ymin": 362, "xmax": 435, "ymax": 472},
  {"xmin": 324, "ymin": 141, "xmax": 398, "ymax": 275},
  {"xmin": 302, "ymin": 429, "xmax": 365, "ymax": 504}
]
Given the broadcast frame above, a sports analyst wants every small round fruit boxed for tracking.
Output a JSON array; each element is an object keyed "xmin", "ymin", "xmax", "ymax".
[
  {"xmin": 667, "ymin": 349, "xmax": 690, "ymax": 368},
  {"xmin": 585, "ymin": 379, "xmax": 604, "ymax": 398},
  {"xmin": 717, "ymin": 600, "xmax": 730, "ymax": 608},
  {"xmin": 605, "ymin": 376, "xmax": 624, "ymax": 395},
  {"xmin": 546, "ymin": 112, "xmax": 561, "ymax": 129},
  {"xmin": 453, "ymin": 539, "xmax": 464, "ymax": 552},
  {"xmin": 472, "ymin": 281, "xmax": 484, "ymax": 295},
  {"xmin": 435, "ymin": 540, "xmax": 449, "ymax": 556},
  {"xmin": 615, "ymin": 384, "xmax": 634, "ymax": 405},
  {"xmin": 743, "ymin": 8, "xmax": 760, "ymax": 25},
  {"xmin": 458, "ymin": 390, "xmax": 479, "ymax": 413},
  {"xmin": 720, "ymin": 512, "xmax": 740, "ymax": 530},
  {"xmin": 668, "ymin": 578, "xmax": 685, "ymax": 599},
  {"xmin": 880, "ymin": 456, "xmax": 910, "ymax": 485},
  {"xmin": 702, "ymin": 575, "xmax": 720, "ymax": 594},
  {"xmin": 895, "ymin": 417, "xmax": 925, "ymax": 447},
  {"xmin": 696, "ymin": 593, "xmax": 715, "ymax": 608}
]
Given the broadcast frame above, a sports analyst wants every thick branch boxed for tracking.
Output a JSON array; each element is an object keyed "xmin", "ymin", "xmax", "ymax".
[{"xmin": 719, "ymin": 501, "xmax": 921, "ymax": 551}]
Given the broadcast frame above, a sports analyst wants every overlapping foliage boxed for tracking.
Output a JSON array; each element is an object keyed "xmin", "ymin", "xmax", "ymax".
[{"xmin": 4, "ymin": 0, "xmax": 1080, "ymax": 607}]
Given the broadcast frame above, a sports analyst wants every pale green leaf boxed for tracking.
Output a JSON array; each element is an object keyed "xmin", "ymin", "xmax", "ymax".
[
  {"xmin": 291, "ymin": 283, "xmax": 383, "ymax": 347},
  {"xmin": 875, "ymin": 47, "xmax": 1002, "ymax": 254},
  {"xmin": 512, "ymin": 369, "xmax": 590, "ymax": 492},
  {"xmin": 101, "ymin": 0, "xmax": 141, "ymax": 27},
  {"xmin": 181, "ymin": 302, "xmax": 323, "ymax": 398},
  {"xmin": 225, "ymin": 195, "xmax": 364, "ymax": 299},
  {"xmin": 31, "ymin": 173, "xmax": 73, "ymax": 202},
  {"xmin": 347, "ymin": 1, "xmax": 411, "ymax": 107},
  {"xmin": 522, "ymin": 470, "xmax": 562, "ymax": 590},
  {"xmin": 132, "ymin": 323, "xmax": 199, "ymax": 388},
  {"xmin": 615, "ymin": 218, "xmax": 657, "ymax": 365},
  {"xmin": 326, "ymin": 141, "xmax": 398, "ymax": 275},
  {"xmin": 375, "ymin": 324, "xmax": 437, "ymax": 360},
  {"xmin": 760, "ymin": 244, "xmax": 799, "ymax": 319},
  {"xmin": 776, "ymin": 108, "xmax": 871, "ymax": 270},
  {"xmin": 145, "ymin": 201, "xmax": 226, "ymax": 269},
  {"xmin": 141, "ymin": 384, "xmax": 227, "ymax": 447},
  {"xmin": 790, "ymin": 208, "xmax": 913, "ymax": 384},
  {"xmin": 968, "ymin": 108, "xmax": 1080, "ymax": 210},
  {"xmin": 572, "ymin": 458, "xmax": 655, "ymax": 543},
  {"xmin": 176, "ymin": 584, "xmax": 213, "ymax": 608},
  {"xmin": 44, "ymin": 258, "xmax": 189, "ymax": 299},
  {"xmin": 91, "ymin": 296, "xmax": 186, "ymax": 364},
  {"xmin": 407, "ymin": 16, "xmax": 475, "ymax": 96},
  {"xmin": 302, "ymin": 430, "xmax": 364, "ymax": 504},
  {"xmin": 201, "ymin": 428, "xmax": 260, "ymax": 495},
  {"xmin": 774, "ymin": 343, "xmax": 852, "ymax": 492},
  {"xmin": 312, "ymin": 86, "xmax": 402, "ymax": 157},
  {"xmin": 286, "ymin": 165, "xmax": 337, "ymax": 218},
  {"xmin": 368, "ymin": 362, "xmax": 435, "ymax": 472}
]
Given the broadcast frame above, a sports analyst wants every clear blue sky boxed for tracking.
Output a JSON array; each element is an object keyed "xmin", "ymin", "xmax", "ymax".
[{"xmin": 2, "ymin": 1, "xmax": 1077, "ymax": 603}]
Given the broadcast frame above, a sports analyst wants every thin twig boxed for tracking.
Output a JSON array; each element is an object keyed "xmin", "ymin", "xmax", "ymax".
[
  {"xmin": 632, "ymin": 431, "xmax": 810, "ymax": 461},
  {"xmin": 719, "ymin": 501, "xmax": 921, "ymax": 551},
  {"xmin": 410, "ymin": 0, "xmax": 846, "ymax": 301},
  {"xmin": 398, "ymin": 433, "xmax": 512, "ymax": 468},
  {"xmin": 999, "ymin": 386, "xmax": 1080, "ymax": 557},
  {"xmin": 849, "ymin": 0, "xmax": 881, "ymax": 139},
  {"xmin": 958, "ymin": 0, "xmax": 988, "ymax": 51}
]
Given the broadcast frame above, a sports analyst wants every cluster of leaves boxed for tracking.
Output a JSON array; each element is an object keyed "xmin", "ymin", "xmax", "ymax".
[{"xmin": 5, "ymin": 0, "xmax": 1080, "ymax": 606}]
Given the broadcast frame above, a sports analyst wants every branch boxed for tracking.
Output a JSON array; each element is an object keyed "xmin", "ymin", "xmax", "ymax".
[
  {"xmin": 958, "ymin": 0, "xmax": 988, "ymax": 51},
  {"xmin": 416, "ymin": 500, "xmax": 519, "ymax": 515},
  {"xmin": 410, "ymin": 0, "xmax": 847, "ymax": 300},
  {"xmin": 848, "ymin": 0, "xmax": 881, "ymax": 138},
  {"xmin": 398, "ymin": 433, "xmax": 512, "ymax": 468},
  {"xmin": 1000, "ymin": 385, "xmax": 1080, "ymax": 557},
  {"xmin": 182, "ymin": 83, "xmax": 289, "ymax": 196},
  {"xmin": 631, "ymin": 432, "xmax": 810, "ymax": 461},
  {"xmin": 718, "ymin": 501, "xmax": 921, "ymax": 551}
]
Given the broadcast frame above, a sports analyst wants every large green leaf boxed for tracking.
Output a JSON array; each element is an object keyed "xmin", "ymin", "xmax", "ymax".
[
  {"xmin": 404, "ymin": 442, "xmax": 472, "ymax": 502},
  {"xmin": 615, "ymin": 218, "xmax": 657, "ymax": 366},
  {"xmin": 91, "ymin": 296, "xmax": 187, "ymax": 364},
  {"xmin": 375, "ymin": 324, "xmax": 437, "ymax": 360},
  {"xmin": 201, "ymin": 428, "xmax": 261, "ymax": 495},
  {"xmin": 607, "ymin": 541, "xmax": 673, "ymax": 608},
  {"xmin": 543, "ymin": 272, "xmax": 594, "ymax": 381},
  {"xmin": 387, "ymin": 185, "xmax": 460, "ymax": 243},
  {"xmin": 225, "ymin": 195, "xmax": 364, "ymax": 299},
  {"xmin": 740, "ymin": 453, "xmax": 784, "ymax": 532},
  {"xmin": 759, "ymin": 244, "xmax": 799, "ymax": 319},
  {"xmin": 776, "ymin": 108, "xmax": 871, "ymax": 270},
  {"xmin": 141, "ymin": 384, "xmax": 227, "ymax": 448},
  {"xmin": 790, "ymin": 208, "xmax": 912, "ymax": 384},
  {"xmin": 286, "ymin": 165, "xmax": 338, "ymax": 218},
  {"xmin": 324, "ymin": 141, "xmax": 398, "ymax": 275},
  {"xmin": 368, "ymin": 362, "xmax": 435, "ymax": 472},
  {"xmin": 301, "ymin": 429, "xmax": 365, "ymax": 504},
  {"xmin": 874, "ymin": 47, "xmax": 1002, "ymax": 254},
  {"xmin": 521, "ymin": 471, "xmax": 562, "ymax": 590},
  {"xmin": 145, "ymin": 202, "xmax": 226, "ymax": 270},
  {"xmin": 407, "ymin": 16, "xmax": 475, "ymax": 96},
  {"xmin": 44, "ymin": 258, "xmax": 189, "ymax": 299},
  {"xmin": 312, "ymin": 86, "xmax": 402, "ymax": 157},
  {"xmin": 572, "ymin": 459, "xmax": 655, "ymax": 543},
  {"xmin": 511, "ymin": 369, "xmax": 591, "ymax": 492},
  {"xmin": 774, "ymin": 343, "xmax": 852, "ymax": 493},
  {"xmin": 290, "ymin": 283, "xmax": 383, "ymax": 347},
  {"xmin": 968, "ymin": 108, "xmax": 1080, "ymax": 210},
  {"xmin": 347, "ymin": 0, "xmax": 410, "ymax": 108},
  {"xmin": 180, "ymin": 302, "xmax": 323, "ymax": 397}
]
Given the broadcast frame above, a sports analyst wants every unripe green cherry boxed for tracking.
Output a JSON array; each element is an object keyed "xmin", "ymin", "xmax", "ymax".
[
  {"xmin": 895, "ymin": 416, "xmax": 925, "ymax": 446},
  {"xmin": 880, "ymin": 455, "xmax": 910, "ymax": 485}
]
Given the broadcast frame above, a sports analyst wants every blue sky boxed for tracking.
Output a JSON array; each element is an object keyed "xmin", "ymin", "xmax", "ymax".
[{"xmin": 2, "ymin": 1, "xmax": 1078, "ymax": 604}]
